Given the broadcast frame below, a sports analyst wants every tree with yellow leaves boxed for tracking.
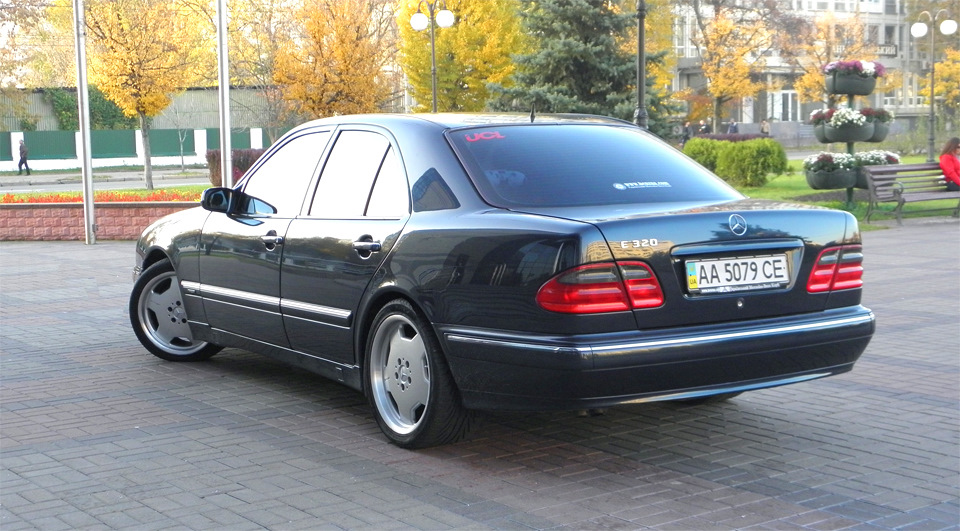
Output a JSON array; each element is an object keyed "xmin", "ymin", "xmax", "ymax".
[
  {"xmin": 398, "ymin": 0, "xmax": 526, "ymax": 112},
  {"xmin": 918, "ymin": 48, "xmax": 960, "ymax": 130},
  {"xmin": 694, "ymin": 12, "xmax": 770, "ymax": 128},
  {"xmin": 273, "ymin": 0, "xmax": 396, "ymax": 119},
  {"xmin": 85, "ymin": 0, "xmax": 209, "ymax": 189}
]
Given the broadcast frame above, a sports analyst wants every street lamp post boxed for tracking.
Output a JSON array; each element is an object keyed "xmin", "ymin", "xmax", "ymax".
[
  {"xmin": 635, "ymin": 0, "xmax": 648, "ymax": 129},
  {"xmin": 910, "ymin": 10, "xmax": 958, "ymax": 162},
  {"xmin": 410, "ymin": 1, "xmax": 455, "ymax": 113}
]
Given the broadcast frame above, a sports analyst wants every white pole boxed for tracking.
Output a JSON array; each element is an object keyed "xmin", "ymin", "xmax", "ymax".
[
  {"xmin": 216, "ymin": 0, "xmax": 233, "ymax": 187},
  {"xmin": 73, "ymin": 0, "xmax": 96, "ymax": 244}
]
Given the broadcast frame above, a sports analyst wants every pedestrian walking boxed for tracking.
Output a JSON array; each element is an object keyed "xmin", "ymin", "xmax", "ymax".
[
  {"xmin": 679, "ymin": 121, "xmax": 693, "ymax": 148},
  {"xmin": 727, "ymin": 120, "xmax": 739, "ymax": 134},
  {"xmin": 760, "ymin": 120, "xmax": 770, "ymax": 136},
  {"xmin": 17, "ymin": 139, "xmax": 30, "ymax": 176}
]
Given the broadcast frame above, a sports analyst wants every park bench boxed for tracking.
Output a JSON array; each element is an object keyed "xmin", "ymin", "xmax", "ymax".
[{"xmin": 863, "ymin": 162, "xmax": 960, "ymax": 225}]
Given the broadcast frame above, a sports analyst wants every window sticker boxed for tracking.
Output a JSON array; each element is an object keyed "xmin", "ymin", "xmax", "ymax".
[
  {"xmin": 465, "ymin": 131, "xmax": 505, "ymax": 142},
  {"xmin": 485, "ymin": 169, "xmax": 525, "ymax": 186},
  {"xmin": 612, "ymin": 181, "xmax": 672, "ymax": 190}
]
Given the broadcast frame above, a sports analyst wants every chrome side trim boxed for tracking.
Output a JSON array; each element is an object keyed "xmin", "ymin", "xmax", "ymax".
[
  {"xmin": 181, "ymin": 280, "xmax": 200, "ymax": 294},
  {"xmin": 281, "ymin": 299, "xmax": 352, "ymax": 320},
  {"xmin": 445, "ymin": 335, "xmax": 588, "ymax": 355},
  {"xmin": 589, "ymin": 313, "xmax": 874, "ymax": 353},
  {"xmin": 445, "ymin": 312, "xmax": 874, "ymax": 354},
  {"xmin": 179, "ymin": 281, "xmax": 351, "ymax": 321},
  {"xmin": 189, "ymin": 283, "xmax": 280, "ymax": 307}
]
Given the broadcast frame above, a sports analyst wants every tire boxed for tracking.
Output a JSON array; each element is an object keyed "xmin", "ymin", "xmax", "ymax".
[
  {"xmin": 365, "ymin": 299, "xmax": 473, "ymax": 448},
  {"xmin": 130, "ymin": 259, "xmax": 221, "ymax": 362}
]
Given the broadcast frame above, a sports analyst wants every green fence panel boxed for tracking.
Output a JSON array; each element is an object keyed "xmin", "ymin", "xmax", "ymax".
[
  {"xmin": 205, "ymin": 128, "xmax": 251, "ymax": 151},
  {"xmin": 91, "ymin": 130, "xmax": 136, "ymax": 159},
  {"xmin": 24, "ymin": 131, "xmax": 76, "ymax": 160},
  {"xmin": 151, "ymin": 129, "xmax": 195, "ymax": 157},
  {"xmin": 0, "ymin": 132, "xmax": 10, "ymax": 161}
]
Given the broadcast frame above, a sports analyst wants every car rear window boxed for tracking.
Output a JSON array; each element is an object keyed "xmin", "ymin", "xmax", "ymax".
[{"xmin": 447, "ymin": 124, "xmax": 742, "ymax": 208}]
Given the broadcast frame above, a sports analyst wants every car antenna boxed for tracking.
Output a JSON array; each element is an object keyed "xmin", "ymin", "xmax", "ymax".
[{"xmin": 530, "ymin": 103, "xmax": 536, "ymax": 122}]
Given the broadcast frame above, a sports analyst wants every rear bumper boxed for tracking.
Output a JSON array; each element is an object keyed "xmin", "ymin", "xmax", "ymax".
[{"xmin": 438, "ymin": 306, "xmax": 875, "ymax": 411}]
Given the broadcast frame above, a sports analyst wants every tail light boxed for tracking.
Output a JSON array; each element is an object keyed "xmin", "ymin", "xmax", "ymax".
[
  {"xmin": 537, "ymin": 261, "xmax": 663, "ymax": 314},
  {"xmin": 807, "ymin": 245, "xmax": 864, "ymax": 293}
]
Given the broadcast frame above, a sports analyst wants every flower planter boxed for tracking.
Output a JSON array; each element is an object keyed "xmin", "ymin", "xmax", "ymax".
[
  {"xmin": 855, "ymin": 167, "xmax": 871, "ymax": 189},
  {"xmin": 814, "ymin": 124, "xmax": 828, "ymax": 143},
  {"xmin": 867, "ymin": 122, "xmax": 889, "ymax": 142},
  {"xmin": 826, "ymin": 73, "xmax": 877, "ymax": 96},
  {"xmin": 805, "ymin": 169, "xmax": 857, "ymax": 190},
  {"xmin": 824, "ymin": 123, "xmax": 875, "ymax": 143}
]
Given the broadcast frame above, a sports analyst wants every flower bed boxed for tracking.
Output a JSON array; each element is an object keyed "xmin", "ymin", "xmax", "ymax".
[{"xmin": 1, "ymin": 189, "xmax": 200, "ymax": 204}]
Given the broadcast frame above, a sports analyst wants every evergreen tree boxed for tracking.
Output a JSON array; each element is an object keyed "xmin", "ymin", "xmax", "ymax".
[{"xmin": 488, "ymin": 0, "xmax": 675, "ymax": 136}]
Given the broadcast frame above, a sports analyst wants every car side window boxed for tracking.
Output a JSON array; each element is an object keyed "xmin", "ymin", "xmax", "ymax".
[
  {"xmin": 310, "ymin": 130, "xmax": 402, "ymax": 218},
  {"xmin": 241, "ymin": 131, "xmax": 330, "ymax": 216},
  {"xmin": 365, "ymin": 147, "xmax": 409, "ymax": 218}
]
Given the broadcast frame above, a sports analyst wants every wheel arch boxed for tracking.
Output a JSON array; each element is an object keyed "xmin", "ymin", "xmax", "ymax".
[
  {"xmin": 354, "ymin": 287, "xmax": 442, "ymax": 394},
  {"xmin": 141, "ymin": 247, "xmax": 172, "ymax": 272}
]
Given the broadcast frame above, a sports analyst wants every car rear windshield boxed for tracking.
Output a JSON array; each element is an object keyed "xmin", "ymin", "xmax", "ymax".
[{"xmin": 447, "ymin": 124, "xmax": 742, "ymax": 208}]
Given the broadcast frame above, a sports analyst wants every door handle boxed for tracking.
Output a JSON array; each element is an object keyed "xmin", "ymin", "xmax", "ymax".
[
  {"xmin": 261, "ymin": 230, "xmax": 283, "ymax": 250},
  {"xmin": 352, "ymin": 240, "xmax": 382, "ymax": 252}
]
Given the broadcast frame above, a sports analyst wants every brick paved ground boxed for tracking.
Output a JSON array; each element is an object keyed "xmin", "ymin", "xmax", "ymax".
[{"xmin": 1, "ymin": 219, "xmax": 958, "ymax": 530}]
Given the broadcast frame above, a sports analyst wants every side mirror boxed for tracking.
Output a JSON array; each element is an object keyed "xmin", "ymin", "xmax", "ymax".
[{"xmin": 201, "ymin": 187, "xmax": 235, "ymax": 213}]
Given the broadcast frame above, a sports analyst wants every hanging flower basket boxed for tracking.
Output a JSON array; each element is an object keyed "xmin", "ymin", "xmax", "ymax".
[
  {"xmin": 866, "ymin": 122, "xmax": 889, "ymax": 142},
  {"xmin": 814, "ymin": 124, "xmax": 828, "ymax": 143},
  {"xmin": 824, "ymin": 123, "xmax": 875, "ymax": 143},
  {"xmin": 806, "ymin": 169, "xmax": 858, "ymax": 190},
  {"xmin": 826, "ymin": 73, "xmax": 877, "ymax": 96},
  {"xmin": 823, "ymin": 60, "xmax": 885, "ymax": 96}
]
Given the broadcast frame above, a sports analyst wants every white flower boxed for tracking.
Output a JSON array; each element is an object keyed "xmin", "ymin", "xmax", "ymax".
[
  {"xmin": 860, "ymin": 61, "xmax": 876, "ymax": 77},
  {"xmin": 828, "ymin": 107, "xmax": 866, "ymax": 128},
  {"xmin": 856, "ymin": 150, "xmax": 900, "ymax": 166}
]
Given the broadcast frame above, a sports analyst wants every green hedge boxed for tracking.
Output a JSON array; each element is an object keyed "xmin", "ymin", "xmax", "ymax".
[{"xmin": 684, "ymin": 137, "xmax": 787, "ymax": 187}]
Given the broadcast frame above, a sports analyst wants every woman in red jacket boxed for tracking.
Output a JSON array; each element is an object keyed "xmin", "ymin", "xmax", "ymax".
[{"xmin": 941, "ymin": 137, "xmax": 960, "ymax": 192}]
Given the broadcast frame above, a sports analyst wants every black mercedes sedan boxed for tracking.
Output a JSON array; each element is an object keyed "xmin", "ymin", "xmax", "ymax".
[{"xmin": 130, "ymin": 113, "xmax": 875, "ymax": 448}]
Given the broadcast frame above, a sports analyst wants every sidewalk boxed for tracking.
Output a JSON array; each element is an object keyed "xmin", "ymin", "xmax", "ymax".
[
  {"xmin": 0, "ymin": 166, "xmax": 210, "ymax": 189},
  {"xmin": 1, "ymin": 221, "xmax": 957, "ymax": 529}
]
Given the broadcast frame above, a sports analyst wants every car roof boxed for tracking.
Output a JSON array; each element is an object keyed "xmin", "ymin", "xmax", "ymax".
[{"xmin": 295, "ymin": 112, "xmax": 636, "ymax": 132}]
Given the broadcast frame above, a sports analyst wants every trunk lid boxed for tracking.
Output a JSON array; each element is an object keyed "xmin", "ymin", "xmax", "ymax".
[{"xmin": 517, "ymin": 199, "xmax": 860, "ymax": 329}]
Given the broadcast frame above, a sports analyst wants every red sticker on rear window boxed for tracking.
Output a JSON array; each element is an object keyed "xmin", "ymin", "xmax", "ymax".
[{"xmin": 465, "ymin": 131, "xmax": 505, "ymax": 142}]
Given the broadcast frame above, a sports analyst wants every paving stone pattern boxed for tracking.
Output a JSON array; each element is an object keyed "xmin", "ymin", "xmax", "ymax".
[{"xmin": 1, "ymin": 220, "xmax": 958, "ymax": 530}]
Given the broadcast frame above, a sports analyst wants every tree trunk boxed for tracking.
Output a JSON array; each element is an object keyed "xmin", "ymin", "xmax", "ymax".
[{"xmin": 139, "ymin": 112, "xmax": 154, "ymax": 190}]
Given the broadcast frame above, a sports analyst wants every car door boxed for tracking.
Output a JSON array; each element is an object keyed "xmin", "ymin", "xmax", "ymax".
[
  {"xmin": 280, "ymin": 129, "xmax": 410, "ymax": 364},
  {"xmin": 198, "ymin": 129, "xmax": 332, "ymax": 346}
]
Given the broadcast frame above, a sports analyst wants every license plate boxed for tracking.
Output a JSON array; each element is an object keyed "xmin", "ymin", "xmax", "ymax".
[{"xmin": 686, "ymin": 255, "xmax": 789, "ymax": 294}]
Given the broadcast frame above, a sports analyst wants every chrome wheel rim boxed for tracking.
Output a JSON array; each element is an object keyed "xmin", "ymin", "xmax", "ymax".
[
  {"xmin": 370, "ymin": 314, "xmax": 431, "ymax": 435},
  {"xmin": 137, "ymin": 270, "xmax": 208, "ymax": 356}
]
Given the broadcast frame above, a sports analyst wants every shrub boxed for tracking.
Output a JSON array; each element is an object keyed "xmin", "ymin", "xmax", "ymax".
[
  {"xmin": 206, "ymin": 148, "xmax": 267, "ymax": 186},
  {"xmin": 682, "ymin": 138, "xmax": 727, "ymax": 171},
  {"xmin": 715, "ymin": 138, "xmax": 787, "ymax": 187}
]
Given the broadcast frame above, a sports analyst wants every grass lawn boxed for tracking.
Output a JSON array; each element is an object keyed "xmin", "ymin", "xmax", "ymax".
[{"xmin": 740, "ymin": 156, "xmax": 958, "ymax": 226}]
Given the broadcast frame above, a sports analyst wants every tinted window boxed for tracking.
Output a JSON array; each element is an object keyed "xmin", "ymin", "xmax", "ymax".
[
  {"xmin": 365, "ymin": 147, "xmax": 409, "ymax": 218},
  {"xmin": 448, "ymin": 124, "xmax": 742, "ymax": 208},
  {"xmin": 241, "ymin": 130, "xmax": 330, "ymax": 216},
  {"xmin": 310, "ymin": 131, "xmax": 389, "ymax": 218}
]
